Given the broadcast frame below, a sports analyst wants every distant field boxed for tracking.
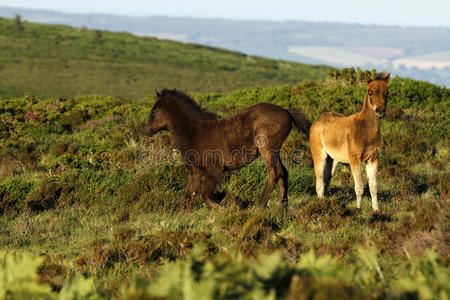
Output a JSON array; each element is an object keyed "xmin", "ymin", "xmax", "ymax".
[
  {"xmin": 393, "ymin": 51, "xmax": 450, "ymax": 69},
  {"xmin": 289, "ymin": 46, "xmax": 386, "ymax": 66},
  {"xmin": 289, "ymin": 46, "xmax": 450, "ymax": 71},
  {"xmin": 133, "ymin": 32, "xmax": 187, "ymax": 41},
  {"xmin": 2, "ymin": 6, "xmax": 450, "ymax": 85}
]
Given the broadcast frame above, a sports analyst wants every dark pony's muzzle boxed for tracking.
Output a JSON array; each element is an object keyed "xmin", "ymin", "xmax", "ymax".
[{"xmin": 143, "ymin": 124, "xmax": 154, "ymax": 136}]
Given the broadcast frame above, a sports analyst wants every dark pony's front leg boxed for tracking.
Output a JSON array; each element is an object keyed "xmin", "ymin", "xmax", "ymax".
[
  {"xmin": 184, "ymin": 167, "xmax": 202, "ymax": 211},
  {"xmin": 202, "ymin": 172, "xmax": 222, "ymax": 210}
]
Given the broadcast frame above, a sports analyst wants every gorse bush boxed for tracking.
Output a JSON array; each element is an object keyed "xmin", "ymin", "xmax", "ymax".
[
  {"xmin": 120, "ymin": 245, "xmax": 449, "ymax": 300},
  {"xmin": 1, "ymin": 247, "xmax": 447, "ymax": 299},
  {"xmin": 0, "ymin": 251, "xmax": 101, "ymax": 299}
]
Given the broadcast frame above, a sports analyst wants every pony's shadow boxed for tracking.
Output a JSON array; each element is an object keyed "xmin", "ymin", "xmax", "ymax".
[
  {"xmin": 212, "ymin": 191, "xmax": 252, "ymax": 210},
  {"xmin": 327, "ymin": 185, "xmax": 392, "ymax": 205},
  {"xmin": 327, "ymin": 187, "xmax": 355, "ymax": 204},
  {"xmin": 368, "ymin": 211, "xmax": 393, "ymax": 223}
]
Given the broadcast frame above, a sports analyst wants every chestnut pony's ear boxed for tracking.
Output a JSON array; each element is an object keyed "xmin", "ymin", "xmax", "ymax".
[
  {"xmin": 365, "ymin": 75, "xmax": 373, "ymax": 84},
  {"xmin": 374, "ymin": 71, "xmax": 391, "ymax": 83},
  {"xmin": 155, "ymin": 89, "xmax": 161, "ymax": 98}
]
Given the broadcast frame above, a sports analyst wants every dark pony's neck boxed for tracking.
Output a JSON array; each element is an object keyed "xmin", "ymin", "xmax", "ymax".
[
  {"xmin": 159, "ymin": 89, "xmax": 218, "ymax": 152},
  {"xmin": 160, "ymin": 89, "xmax": 219, "ymax": 120}
]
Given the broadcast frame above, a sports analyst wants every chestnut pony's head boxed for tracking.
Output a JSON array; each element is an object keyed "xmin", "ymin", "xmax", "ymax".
[{"xmin": 366, "ymin": 72, "xmax": 390, "ymax": 118}]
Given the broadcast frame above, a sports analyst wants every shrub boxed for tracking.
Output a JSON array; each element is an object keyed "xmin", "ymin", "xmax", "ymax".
[
  {"xmin": 116, "ymin": 165, "xmax": 185, "ymax": 212},
  {"xmin": 26, "ymin": 178, "xmax": 63, "ymax": 212},
  {"xmin": 50, "ymin": 142, "xmax": 77, "ymax": 157},
  {"xmin": 58, "ymin": 110, "xmax": 89, "ymax": 132},
  {"xmin": 0, "ymin": 177, "xmax": 35, "ymax": 215}
]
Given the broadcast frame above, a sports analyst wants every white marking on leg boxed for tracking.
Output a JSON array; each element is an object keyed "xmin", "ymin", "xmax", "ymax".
[
  {"xmin": 316, "ymin": 179, "xmax": 324, "ymax": 198},
  {"xmin": 366, "ymin": 161, "xmax": 379, "ymax": 211},
  {"xmin": 351, "ymin": 163, "xmax": 363, "ymax": 209},
  {"xmin": 315, "ymin": 156, "xmax": 326, "ymax": 198}
]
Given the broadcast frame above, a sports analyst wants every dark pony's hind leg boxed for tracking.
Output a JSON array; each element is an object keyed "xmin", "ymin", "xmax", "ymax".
[
  {"xmin": 202, "ymin": 173, "xmax": 222, "ymax": 210},
  {"xmin": 184, "ymin": 167, "xmax": 202, "ymax": 211},
  {"xmin": 323, "ymin": 155, "xmax": 334, "ymax": 195},
  {"xmin": 259, "ymin": 149, "xmax": 283, "ymax": 207},
  {"xmin": 278, "ymin": 160, "xmax": 288, "ymax": 210}
]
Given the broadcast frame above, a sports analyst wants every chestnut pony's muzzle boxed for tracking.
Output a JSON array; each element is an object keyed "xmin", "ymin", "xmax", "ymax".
[{"xmin": 375, "ymin": 108, "xmax": 386, "ymax": 118}]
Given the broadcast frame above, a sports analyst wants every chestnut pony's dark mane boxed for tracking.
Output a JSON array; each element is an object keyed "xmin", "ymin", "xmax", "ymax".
[
  {"xmin": 160, "ymin": 89, "xmax": 219, "ymax": 120},
  {"xmin": 374, "ymin": 71, "xmax": 390, "ymax": 81}
]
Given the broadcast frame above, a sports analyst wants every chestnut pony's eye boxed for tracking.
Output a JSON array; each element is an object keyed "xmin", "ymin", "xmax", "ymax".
[{"xmin": 368, "ymin": 90, "xmax": 373, "ymax": 96}]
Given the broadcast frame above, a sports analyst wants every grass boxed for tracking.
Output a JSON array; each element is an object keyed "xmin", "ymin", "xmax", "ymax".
[
  {"xmin": 0, "ymin": 74, "xmax": 448, "ymax": 298},
  {"xmin": 0, "ymin": 16, "xmax": 329, "ymax": 99}
]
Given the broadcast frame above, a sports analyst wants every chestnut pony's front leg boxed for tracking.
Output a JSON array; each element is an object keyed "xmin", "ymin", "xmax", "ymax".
[{"xmin": 366, "ymin": 159, "xmax": 379, "ymax": 211}]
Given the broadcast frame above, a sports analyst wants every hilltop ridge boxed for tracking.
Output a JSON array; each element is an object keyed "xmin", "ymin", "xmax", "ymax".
[{"xmin": 0, "ymin": 17, "xmax": 328, "ymax": 99}]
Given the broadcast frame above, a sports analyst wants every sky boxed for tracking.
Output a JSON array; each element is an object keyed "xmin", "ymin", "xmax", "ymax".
[{"xmin": 0, "ymin": 0, "xmax": 449, "ymax": 27}]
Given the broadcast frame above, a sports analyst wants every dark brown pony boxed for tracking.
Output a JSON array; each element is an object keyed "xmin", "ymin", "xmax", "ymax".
[{"xmin": 144, "ymin": 89, "xmax": 310, "ymax": 210}]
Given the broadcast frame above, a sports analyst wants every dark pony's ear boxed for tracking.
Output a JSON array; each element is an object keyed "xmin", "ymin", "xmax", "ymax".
[
  {"xmin": 155, "ymin": 89, "xmax": 161, "ymax": 98},
  {"xmin": 365, "ymin": 75, "xmax": 373, "ymax": 84},
  {"xmin": 382, "ymin": 72, "xmax": 390, "ymax": 83}
]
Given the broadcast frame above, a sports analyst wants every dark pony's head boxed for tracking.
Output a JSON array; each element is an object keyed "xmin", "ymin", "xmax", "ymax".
[
  {"xmin": 144, "ymin": 90, "xmax": 169, "ymax": 136},
  {"xmin": 144, "ymin": 89, "xmax": 219, "ymax": 136},
  {"xmin": 366, "ymin": 72, "xmax": 390, "ymax": 118}
]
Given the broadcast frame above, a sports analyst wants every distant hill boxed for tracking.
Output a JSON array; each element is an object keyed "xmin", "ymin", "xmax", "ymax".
[
  {"xmin": 0, "ymin": 17, "xmax": 328, "ymax": 99},
  {"xmin": 1, "ymin": 6, "xmax": 449, "ymax": 86}
]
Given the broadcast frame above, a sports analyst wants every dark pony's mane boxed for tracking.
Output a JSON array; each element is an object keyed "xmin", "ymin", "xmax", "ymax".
[{"xmin": 160, "ymin": 89, "xmax": 219, "ymax": 120}]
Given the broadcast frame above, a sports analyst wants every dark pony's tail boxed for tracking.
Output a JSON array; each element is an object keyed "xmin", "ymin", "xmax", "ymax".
[{"xmin": 288, "ymin": 109, "xmax": 311, "ymax": 138}]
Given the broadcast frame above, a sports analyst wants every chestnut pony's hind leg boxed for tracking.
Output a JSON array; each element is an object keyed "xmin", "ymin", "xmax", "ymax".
[
  {"xmin": 323, "ymin": 155, "xmax": 334, "ymax": 195},
  {"xmin": 311, "ymin": 148, "xmax": 327, "ymax": 198},
  {"xmin": 350, "ymin": 160, "xmax": 363, "ymax": 209}
]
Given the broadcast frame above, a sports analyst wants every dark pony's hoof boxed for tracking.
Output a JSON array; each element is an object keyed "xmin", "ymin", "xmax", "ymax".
[
  {"xmin": 280, "ymin": 200, "xmax": 288, "ymax": 212},
  {"xmin": 206, "ymin": 199, "xmax": 223, "ymax": 211}
]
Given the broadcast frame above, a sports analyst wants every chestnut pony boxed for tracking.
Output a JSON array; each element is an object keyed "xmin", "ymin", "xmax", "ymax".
[
  {"xmin": 144, "ymin": 89, "xmax": 310, "ymax": 211},
  {"xmin": 309, "ymin": 72, "xmax": 390, "ymax": 211}
]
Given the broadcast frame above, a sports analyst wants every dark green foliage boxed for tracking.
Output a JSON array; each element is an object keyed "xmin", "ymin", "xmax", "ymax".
[
  {"xmin": 0, "ymin": 75, "xmax": 448, "ymax": 298},
  {"xmin": 58, "ymin": 110, "xmax": 89, "ymax": 132},
  {"xmin": 26, "ymin": 178, "xmax": 63, "ymax": 212},
  {"xmin": 0, "ymin": 177, "xmax": 35, "ymax": 215},
  {"xmin": 116, "ymin": 165, "xmax": 186, "ymax": 212}
]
